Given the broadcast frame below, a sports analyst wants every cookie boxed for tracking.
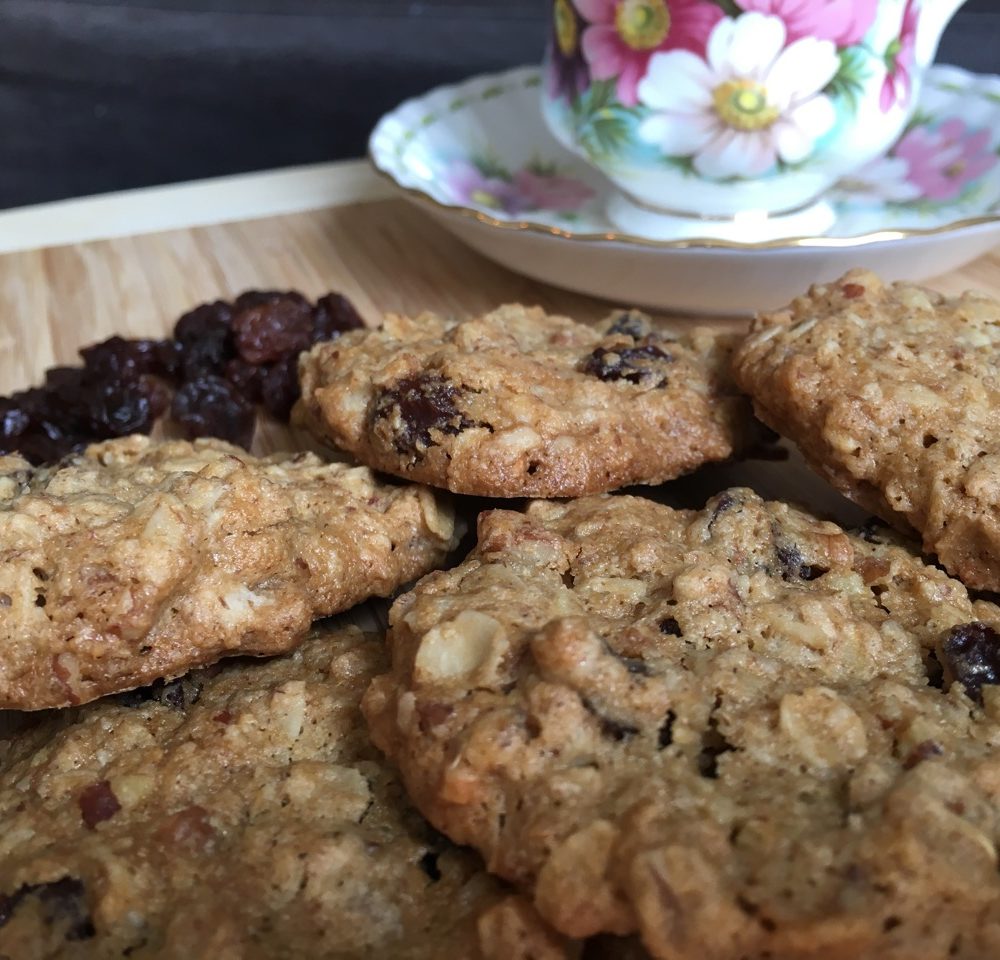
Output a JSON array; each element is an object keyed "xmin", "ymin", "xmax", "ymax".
[
  {"xmin": 732, "ymin": 269, "xmax": 1000, "ymax": 591},
  {"xmin": 0, "ymin": 435, "xmax": 455, "ymax": 710},
  {"xmin": 297, "ymin": 305, "xmax": 751, "ymax": 497},
  {"xmin": 0, "ymin": 625, "xmax": 570, "ymax": 960},
  {"xmin": 364, "ymin": 489, "xmax": 1000, "ymax": 959}
]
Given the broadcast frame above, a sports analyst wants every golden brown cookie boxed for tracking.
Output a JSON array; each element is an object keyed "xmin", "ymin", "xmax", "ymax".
[
  {"xmin": 364, "ymin": 489, "xmax": 1000, "ymax": 959},
  {"xmin": 297, "ymin": 305, "xmax": 751, "ymax": 497},
  {"xmin": 0, "ymin": 436, "xmax": 455, "ymax": 709},
  {"xmin": 0, "ymin": 626, "xmax": 570, "ymax": 960},
  {"xmin": 732, "ymin": 269, "xmax": 1000, "ymax": 591}
]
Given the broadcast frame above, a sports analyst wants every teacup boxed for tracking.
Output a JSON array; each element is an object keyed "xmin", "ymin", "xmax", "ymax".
[{"xmin": 542, "ymin": 0, "xmax": 967, "ymax": 236}]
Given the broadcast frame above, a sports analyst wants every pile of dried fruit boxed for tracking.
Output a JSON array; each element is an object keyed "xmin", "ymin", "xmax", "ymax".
[{"xmin": 0, "ymin": 290, "xmax": 363, "ymax": 463}]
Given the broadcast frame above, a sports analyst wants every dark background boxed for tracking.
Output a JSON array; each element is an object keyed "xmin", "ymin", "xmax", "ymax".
[{"xmin": 0, "ymin": 0, "xmax": 997, "ymax": 210}]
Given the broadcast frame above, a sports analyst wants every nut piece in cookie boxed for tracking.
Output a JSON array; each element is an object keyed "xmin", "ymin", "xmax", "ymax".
[
  {"xmin": 733, "ymin": 268, "xmax": 1000, "ymax": 591},
  {"xmin": 297, "ymin": 305, "xmax": 753, "ymax": 497},
  {"xmin": 0, "ymin": 436, "xmax": 455, "ymax": 709},
  {"xmin": 364, "ymin": 489, "xmax": 1000, "ymax": 959},
  {"xmin": 0, "ymin": 626, "xmax": 570, "ymax": 960}
]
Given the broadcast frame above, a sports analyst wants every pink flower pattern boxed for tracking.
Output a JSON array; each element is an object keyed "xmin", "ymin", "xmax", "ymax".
[
  {"xmin": 880, "ymin": 0, "xmax": 919, "ymax": 112},
  {"xmin": 735, "ymin": 0, "xmax": 878, "ymax": 45},
  {"xmin": 575, "ymin": 0, "xmax": 723, "ymax": 106},
  {"xmin": 893, "ymin": 118, "xmax": 998, "ymax": 202},
  {"xmin": 446, "ymin": 161, "xmax": 594, "ymax": 215}
]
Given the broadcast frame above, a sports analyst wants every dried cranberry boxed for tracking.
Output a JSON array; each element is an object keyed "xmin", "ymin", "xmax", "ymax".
[
  {"xmin": 78, "ymin": 780, "xmax": 121, "ymax": 829},
  {"xmin": 232, "ymin": 293, "xmax": 315, "ymax": 364},
  {"xmin": 312, "ymin": 293, "xmax": 365, "ymax": 341},
  {"xmin": 0, "ymin": 877, "xmax": 94, "ymax": 941},
  {"xmin": 258, "ymin": 356, "xmax": 301, "ymax": 420},
  {"xmin": 581, "ymin": 342, "xmax": 673, "ymax": 386},
  {"xmin": 373, "ymin": 375, "xmax": 478, "ymax": 454},
  {"xmin": 172, "ymin": 376, "xmax": 255, "ymax": 449},
  {"xmin": 938, "ymin": 622, "xmax": 1000, "ymax": 703}
]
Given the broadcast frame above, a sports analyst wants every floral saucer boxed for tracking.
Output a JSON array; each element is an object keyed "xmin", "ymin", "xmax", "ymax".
[{"xmin": 369, "ymin": 64, "xmax": 1000, "ymax": 314}]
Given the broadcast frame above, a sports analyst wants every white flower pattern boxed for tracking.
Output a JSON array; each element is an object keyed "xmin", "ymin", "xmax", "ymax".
[{"xmin": 637, "ymin": 12, "xmax": 840, "ymax": 179}]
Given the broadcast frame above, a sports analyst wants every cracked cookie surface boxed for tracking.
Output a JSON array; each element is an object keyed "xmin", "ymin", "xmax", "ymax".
[
  {"xmin": 732, "ymin": 269, "xmax": 1000, "ymax": 591},
  {"xmin": 297, "ymin": 305, "xmax": 750, "ymax": 497},
  {"xmin": 0, "ymin": 436, "xmax": 455, "ymax": 709},
  {"xmin": 364, "ymin": 489, "xmax": 1000, "ymax": 960},
  {"xmin": 0, "ymin": 625, "xmax": 568, "ymax": 960}
]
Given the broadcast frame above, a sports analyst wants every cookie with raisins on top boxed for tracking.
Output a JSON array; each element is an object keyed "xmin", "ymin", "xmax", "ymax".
[
  {"xmin": 297, "ymin": 305, "xmax": 753, "ymax": 497},
  {"xmin": 364, "ymin": 488, "xmax": 1000, "ymax": 959}
]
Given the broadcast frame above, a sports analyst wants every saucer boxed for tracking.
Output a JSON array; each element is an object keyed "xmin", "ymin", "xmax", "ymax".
[{"xmin": 369, "ymin": 65, "xmax": 1000, "ymax": 314}]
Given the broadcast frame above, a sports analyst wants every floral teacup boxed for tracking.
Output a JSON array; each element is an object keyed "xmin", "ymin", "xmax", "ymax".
[{"xmin": 542, "ymin": 0, "xmax": 967, "ymax": 231}]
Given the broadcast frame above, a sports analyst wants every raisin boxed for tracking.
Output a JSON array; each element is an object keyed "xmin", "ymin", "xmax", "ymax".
[
  {"xmin": 179, "ymin": 329, "xmax": 234, "ymax": 381},
  {"xmin": 776, "ymin": 543, "xmax": 827, "ymax": 581},
  {"xmin": 87, "ymin": 379, "xmax": 169, "ymax": 438},
  {"xmin": 231, "ymin": 293, "xmax": 315, "ymax": 364},
  {"xmin": 0, "ymin": 397, "xmax": 30, "ymax": 444},
  {"xmin": 605, "ymin": 310, "xmax": 652, "ymax": 340},
  {"xmin": 172, "ymin": 377, "xmax": 255, "ymax": 449},
  {"xmin": 581, "ymin": 342, "xmax": 673, "ymax": 386},
  {"xmin": 707, "ymin": 491, "xmax": 739, "ymax": 529},
  {"xmin": 0, "ymin": 288, "xmax": 361, "ymax": 465},
  {"xmin": 313, "ymin": 292, "xmax": 365, "ymax": 341},
  {"xmin": 374, "ymin": 375, "xmax": 478, "ymax": 454},
  {"xmin": 232, "ymin": 289, "xmax": 310, "ymax": 313},
  {"xmin": 78, "ymin": 780, "xmax": 120, "ymax": 829},
  {"xmin": 258, "ymin": 356, "xmax": 301, "ymax": 420},
  {"xmin": 174, "ymin": 301, "xmax": 233, "ymax": 345},
  {"xmin": 223, "ymin": 358, "xmax": 265, "ymax": 403},
  {"xmin": 0, "ymin": 877, "xmax": 94, "ymax": 941},
  {"xmin": 659, "ymin": 617, "xmax": 682, "ymax": 636},
  {"xmin": 80, "ymin": 337, "xmax": 169, "ymax": 381},
  {"xmin": 938, "ymin": 622, "xmax": 1000, "ymax": 703}
]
